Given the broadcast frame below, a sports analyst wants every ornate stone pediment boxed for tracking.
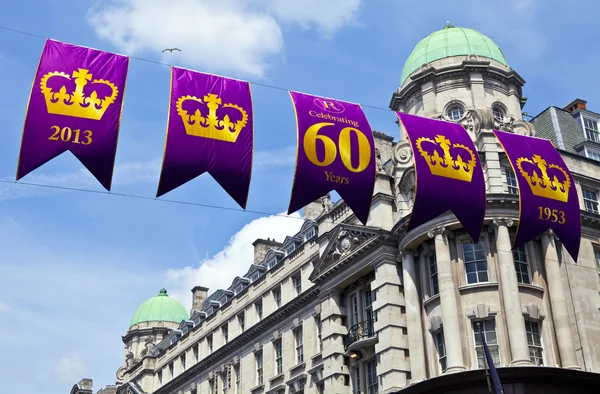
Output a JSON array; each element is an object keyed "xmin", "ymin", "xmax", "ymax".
[{"xmin": 309, "ymin": 224, "xmax": 381, "ymax": 282}]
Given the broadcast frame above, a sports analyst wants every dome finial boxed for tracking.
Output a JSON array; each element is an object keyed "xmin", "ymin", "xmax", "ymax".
[
  {"xmin": 159, "ymin": 288, "xmax": 168, "ymax": 296},
  {"xmin": 444, "ymin": 21, "xmax": 454, "ymax": 29}
]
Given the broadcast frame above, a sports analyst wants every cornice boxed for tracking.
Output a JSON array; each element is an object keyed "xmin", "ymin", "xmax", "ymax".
[
  {"xmin": 152, "ymin": 288, "xmax": 320, "ymax": 394},
  {"xmin": 122, "ymin": 327, "xmax": 170, "ymax": 344}
]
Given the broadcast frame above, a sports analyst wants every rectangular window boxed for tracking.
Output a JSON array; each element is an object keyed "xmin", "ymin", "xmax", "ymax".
[
  {"xmin": 238, "ymin": 313, "xmax": 245, "ymax": 332},
  {"xmin": 193, "ymin": 343, "xmax": 199, "ymax": 362},
  {"xmin": 208, "ymin": 379, "xmax": 214, "ymax": 394},
  {"xmin": 428, "ymin": 254, "xmax": 439, "ymax": 296},
  {"xmin": 180, "ymin": 354, "xmax": 186, "ymax": 371},
  {"xmin": 434, "ymin": 331, "xmax": 447, "ymax": 372},
  {"xmin": 255, "ymin": 300, "xmax": 263, "ymax": 320},
  {"xmin": 286, "ymin": 244, "xmax": 296, "ymax": 255},
  {"xmin": 294, "ymin": 327, "xmax": 304, "ymax": 364},
  {"xmin": 512, "ymin": 245, "xmax": 531, "ymax": 284},
  {"xmin": 594, "ymin": 247, "xmax": 600, "ymax": 272},
  {"xmin": 583, "ymin": 188, "xmax": 599, "ymax": 214},
  {"xmin": 274, "ymin": 339, "xmax": 283, "ymax": 375},
  {"xmin": 463, "ymin": 242, "xmax": 489, "ymax": 284},
  {"xmin": 366, "ymin": 360, "xmax": 378, "ymax": 394},
  {"xmin": 207, "ymin": 334, "xmax": 213, "ymax": 354},
  {"xmin": 305, "ymin": 228, "xmax": 316, "ymax": 241},
  {"xmin": 255, "ymin": 350, "xmax": 263, "ymax": 385},
  {"xmin": 473, "ymin": 319, "xmax": 500, "ymax": 368},
  {"xmin": 317, "ymin": 382, "xmax": 325, "ymax": 394},
  {"xmin": 353, "ymin": 366, "xmax": 361, "ymax": 394},
  {"xmin": 351, "ymin": 293, "xmax": 360, "ymax": 325},
  {"xmin": 234, "ymin": 284, "xmax": 243, "ymax": 295},
  {"xmin": 587, "ymin": 149, "xmax": 600, "ymax": 162},
  {"xmin": 168, "ymin": 362, "xmax": 174, "ymax": 378},
  {"xmin": 273, "ymin": 287, "xmax": 282, "ymax": 308},
  {"xmin": 362, "ymin": 289, "xmax": 374, "ymax": 336},
  {"xmin": 583, "ymin": 117, "xmax": 600, "ymax": 143},
  {"xmin": 505, "ymin": 167, "xmax": 518, "ymax": 195},
  {"xmin": 234, "ymin": 364, "xmax": 240, "ymax": 394},
  {"xmin": 250, "ymin": 272, "xmax": 260, "ymax": 282},
  {"xmin": 315, "ymin": 314, "xmax": 323, "ymax": 352},
  {"xmin": 268, "ymin": 259, "xmax": 278, "ymax": 269},
  {"xmin": 222, "ymin": 324, "xmax": 229, "ymax": 344},
  {"xmin": 525, "ymin": 320, "xmax": 544, "ymax": 365},
  {"xmin": 293, "ymin": 274, "xmax": 302, "ymax": 295}
]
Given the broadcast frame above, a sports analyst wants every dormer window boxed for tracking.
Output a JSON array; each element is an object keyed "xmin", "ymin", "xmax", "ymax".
[
  {"xmin": 446, "ymin": 104, "xmax": 465, "ymax": 121},
  {"xmin": 305, "ymin": 228, "xmax": 316, "ymax": 241},
  {"xmin": 268, "ymin": 259, "xmax": 278, "ymax": 269},
  {"xmin": 250, "ymin": 272, "xmax": 260, "ymax": 282},
  {"xmin": 285, "ymin": 244, "xmax": 296, "ymax": 255},
  {"xmin": 234, "ymin": 284, "xmax": 244, "ymax": 295},
  {"xmin": 583, "ymin": 117, "xmax": 600, "ymax": 143}
]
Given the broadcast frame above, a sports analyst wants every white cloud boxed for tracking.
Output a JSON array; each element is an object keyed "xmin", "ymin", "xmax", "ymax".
[
  {"xmin": 56, "ymin": 353, "xmax": 87, "ymax": 383},
  {"xmin": 86, "ymin": 0, "xmax": 362, "ymax": 78},
  {"xmin": 165, "ymin": 211, "xmax": 304, "ymax": 310}
]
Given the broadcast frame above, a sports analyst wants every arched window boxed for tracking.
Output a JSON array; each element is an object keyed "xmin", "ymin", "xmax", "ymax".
[
  {"xmin": 492, "ymin": 105, "xmax": 506, "ymax": 121},
  {"xmin": 446, "ymin": 104, "xmax": 465, "ymax": 121}
]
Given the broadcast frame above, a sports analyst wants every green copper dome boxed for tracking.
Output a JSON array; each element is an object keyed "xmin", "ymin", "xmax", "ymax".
[
  {"xmin": 129, "ymin": 289, "xmax": 189, "ymax": 328},
  {"xmin": 400, "ymin": 23, "xmax": 509, "ymax": 85}
]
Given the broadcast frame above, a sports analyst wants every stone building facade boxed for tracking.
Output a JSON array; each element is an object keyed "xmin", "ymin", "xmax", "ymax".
[{"xmin": 77, "ymin": 23, "xmax": 600, "ymax": 394}]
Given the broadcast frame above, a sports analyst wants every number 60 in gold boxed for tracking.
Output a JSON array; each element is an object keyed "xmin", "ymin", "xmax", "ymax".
[{"xmin": 303, "ymin": 122, "xmax": 372, "ymax": 173}]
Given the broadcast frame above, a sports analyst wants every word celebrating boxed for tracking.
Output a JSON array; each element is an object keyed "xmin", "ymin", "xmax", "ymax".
[
  {"xmin": 303, "ymin": 122, "xmax": 371, "ymax": 173},
  {"xmin": 537, "ymin": 206, "xmax": 566, "ymax": 224},
  {"xmin": 49, "ymin": 126, "xmax": 93, "ymax": 145}
]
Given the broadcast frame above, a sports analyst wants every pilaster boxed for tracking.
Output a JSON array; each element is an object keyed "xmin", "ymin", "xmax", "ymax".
[{"xmin": 320, "ymin": 291, "xmax": 350, "ymax": 393}]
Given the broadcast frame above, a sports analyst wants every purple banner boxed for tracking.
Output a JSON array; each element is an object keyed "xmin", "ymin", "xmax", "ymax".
[
  {"xmin": 494, "ymin": 130, "xmax": 581, "ymax": 260},
  {"xmin": 397, "ymin": 113, "xmax": 486, "ymax": 241},
  {"xmin": 157, "ymin": 67, "xmax": 253, "ymax": 209},
  {"xmin": 16, "ymin": 39, "xmax": 129, "ymax": 190},
  {"xmin": 287, "ymin": 91, "xmax": 375, "ymax": 225}
]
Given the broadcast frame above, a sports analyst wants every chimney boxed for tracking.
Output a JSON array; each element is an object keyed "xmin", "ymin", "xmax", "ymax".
[
  {"xmin": 564, "ymin": 98, "xmax": 587, "ymax": 113},
  {"xmin": 75, "ymin": 379, "xmax": 93, "ymax": 394},
  {"xmin": 190, "ymin": 286, "xmax": 209, "ymax": 314},
  {"xmin": 252, "ymin": 238, "xmax": 282, "ymax": 263}
]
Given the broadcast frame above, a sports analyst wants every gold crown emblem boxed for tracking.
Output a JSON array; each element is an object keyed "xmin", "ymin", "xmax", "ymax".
[
  {"xmin": 40, "ymin": 68, "xmax": 119, "ymax": 120},
  {"xmin": 415, "ymin": 134, "xmax": 477, "ymax": 182},
  {"xmin": 176, "ymin": 93, "xmax": 249, "ymax": 143},
  {"xmin": 516, "ymin": 154, "xmax": 570, "ymax": 202}
]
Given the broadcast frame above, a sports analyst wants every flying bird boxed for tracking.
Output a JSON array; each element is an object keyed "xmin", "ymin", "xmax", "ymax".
[{"xmin": 162, "ymin": 48, "xmax": 181, "ymax": 53}]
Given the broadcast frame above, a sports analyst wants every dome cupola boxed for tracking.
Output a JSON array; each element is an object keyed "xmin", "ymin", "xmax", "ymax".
[{"xmin": 129, "ymin": 288, "xmax": 188, "ymax": 329}]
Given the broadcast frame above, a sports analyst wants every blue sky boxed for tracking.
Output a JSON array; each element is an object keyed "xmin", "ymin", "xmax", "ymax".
[{"xmin": 1, "ymin": 0, "xmax": 599, "ymax": 393}]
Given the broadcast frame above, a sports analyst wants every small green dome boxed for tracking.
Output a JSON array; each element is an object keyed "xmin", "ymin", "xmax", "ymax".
[
  {"xmin": 400, "ymin": 22, "xmax": 509, "ymax": 85},
  {"xmin": 129, "ymin": 289, "xmax": 189, "ymax": 328}
]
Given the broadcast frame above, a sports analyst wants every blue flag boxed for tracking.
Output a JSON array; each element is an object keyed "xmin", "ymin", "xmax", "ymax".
[{"xmin": 478, "ymin": 323, "xmax": 504, "ymax": 394}]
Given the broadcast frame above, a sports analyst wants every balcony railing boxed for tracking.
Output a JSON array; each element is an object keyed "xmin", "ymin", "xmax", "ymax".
[{"xmin": 344, "ymin": 319, "xmax": 375, "ymax": 350}]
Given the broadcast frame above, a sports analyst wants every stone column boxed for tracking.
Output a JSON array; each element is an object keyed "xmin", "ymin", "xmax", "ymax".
[
  {"xmin": 540, "ymin": 231, "xmax": 580, "ymax": 369},
  {"xmin": 320, "ymin": 290, "xmax": 350, "ymax": 393},
  {"xmin": 427, "ymin": 226, "xmax": 466, "ymax": 373},
  {"xmin": 492, "ymin": 218, "xmax": 533, "ymax": 366},
  {"xmin": 372, "ymin": 254, "xmax": 410, "ymax": 392},
  {"xmin": 401, "ymin": 249, "xmax": 426, "ymax": 382}
]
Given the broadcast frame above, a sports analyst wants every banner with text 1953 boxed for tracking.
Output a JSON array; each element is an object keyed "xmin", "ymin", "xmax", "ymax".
[
  {"xmin": 16, "ymin": 39, "xmax": 129, "ymax": 190},
  {"xmin": 396, "ymin": 113, "xmax": 486, "ymax": 242},
  {"xmin": 287, "ymin": 91, "xmax": 375, "ymax": 225},
  {"xmin": 493, "ymin": 130, "xmax": 581, "ymax": 261},
  {"xmin": 156, "ymin": 67, "xmax": 253, "ymax": 209}
]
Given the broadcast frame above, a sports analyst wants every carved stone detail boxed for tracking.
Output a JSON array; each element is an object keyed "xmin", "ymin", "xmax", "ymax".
[
  {"xmin": 405, "ymin": 91, "xmax": 422, "ymax": 109},
  {"xmin": 393, "ymin": 141, "xmax": 413, "ymax": 167},
  {"xmin": 427, "ymin": 226, "xmax": 447, "ymax": 239},
  {"xmin": 319, "ymin": 193, "xmax": 334, "ymax": 214},
  {"xmin": 492, "ymin": 217, "xmax": 514, "ymax": 228},
  {"xmin": 331, "ymin": 230, "xmax": 360, "ymax": 261},
  {"xmin": 375, "ymin": 148, "xmax": 385, "ymax": 174},
  {"xmin": 343, "ymin": 272, "xmax": 376, "ymax": 294}
]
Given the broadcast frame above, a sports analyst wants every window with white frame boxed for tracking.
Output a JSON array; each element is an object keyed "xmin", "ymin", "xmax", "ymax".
[
  {"xmin": 294, "ymin": 326, "xmax": 304, "ymax": 364},
  {"xmin": 267, "ymin": 258, "xmax": 278, "ymax": 269},
  {"xmin": 234, "ymin": 284, "xmax": 243, "ymax": 295},
  {"xmin": 586, "ymin": 148, "xmax": 600, "ymax": 162},
  {"xmin": 428, "ymin": 254, "xmax": 439, "ymax": 296},
  {"xmin": 583, "ymin": 117, "xmax": 600, "ymax": 143},
  {"xmin": 512, "ymin": 245, "xmax": 531, "ymax": 284},
  {"xmin": 583, "ymin": 188, "xmax": 599, "ymax": 213},
  {"xmin": 463, "ymin": 241, "xmax": 489, "ymax": 284},
  {"xmin": 446, "ymin": 104, "xmax": 465, "ymax": 121},
  {"xmin": 305, "ymin": 227, "xmax": 316, "ymax": 241},
  {"xmin": 255, "ymin": 350, "xmax": 263, "ymax": 385},
  {"xmin": 255, "ymin": 300, "xmax": 263, "ymax": 320},
  {"xmin": 238, "ymin": 313, "xmax": 245, "ymax": 332},
  {"xmin": 352, "ymin": 366, "xmax": 361, "ymax": 394},
  {"xmin": 525, "ymin": 320, "xmax": 544, "ymax": 365},
  {"xmin": 434, "ymin": 330, "xmax": 447, "ymax": 373},
  {"xmin": 505, "ymin": 167, "xmax": 518, "ymax": 195},
  {"xmin": 273, "ymin": 286, "xmax": 282, "ymax": 308},
  {"xmin": 250, "ymin": 271, "xmax": 260, "ymax": 282},
  {"xmin": 473, "ymin": 319, "xmax": 500, "ymax": 368},
  {"xmin": 286, "ymin": 243, "xmax": 296, "ymax": 255},
  {"xmin": 293, "ymin": 274, "xmax": 302, "ymax": 295},
  {"xmin": 366, "ymin": 360, "xmax": 378, "ymax": 394},
  {"xmin": 274, "ymin": 338, "xmax": 283, "ymax": 375}
]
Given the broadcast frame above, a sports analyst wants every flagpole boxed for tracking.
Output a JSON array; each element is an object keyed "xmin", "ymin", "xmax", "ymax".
[{"xmin": 477, "ymin": 322, "xmax": 494, "ymax": 394}]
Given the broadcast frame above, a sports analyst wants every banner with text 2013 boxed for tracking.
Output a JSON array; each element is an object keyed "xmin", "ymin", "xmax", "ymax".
[
  {"xmin": 16, "ymin": 39, "xmax": 129, "ymax": 190},
  {"xmin": 494, "ymin": 130, "xmax": 581, "ymax": 260},
  {"xmin": 287, "ymin": 91, "xmax": 375, "ymax": 225},
  {"xmin": 157, "ymin": 67, "xmax": 253, "ymax": 209},
  {"xmin": 397, "ymin": 113, "xmax": 486, "ymax": 242}
]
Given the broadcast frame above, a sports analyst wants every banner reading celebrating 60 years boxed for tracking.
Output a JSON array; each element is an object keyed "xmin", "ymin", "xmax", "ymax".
[
  {"xmin": 397, "ymin": 113, "xmax": 486, "ymax": 242},
  {"xmin": 157, "ymin": 67, "xmax": 253, "ymax": 209},
  {"xmin": 287, "ymin": 92, "xmax": 376, "ymax": 225},
  {"xmin": 17, "ymin": 39, "xmax": 129, "ymax": 190},
  {"xmin": 494, "ymin": 130, "xmax": 581, "ymax": 260}
]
